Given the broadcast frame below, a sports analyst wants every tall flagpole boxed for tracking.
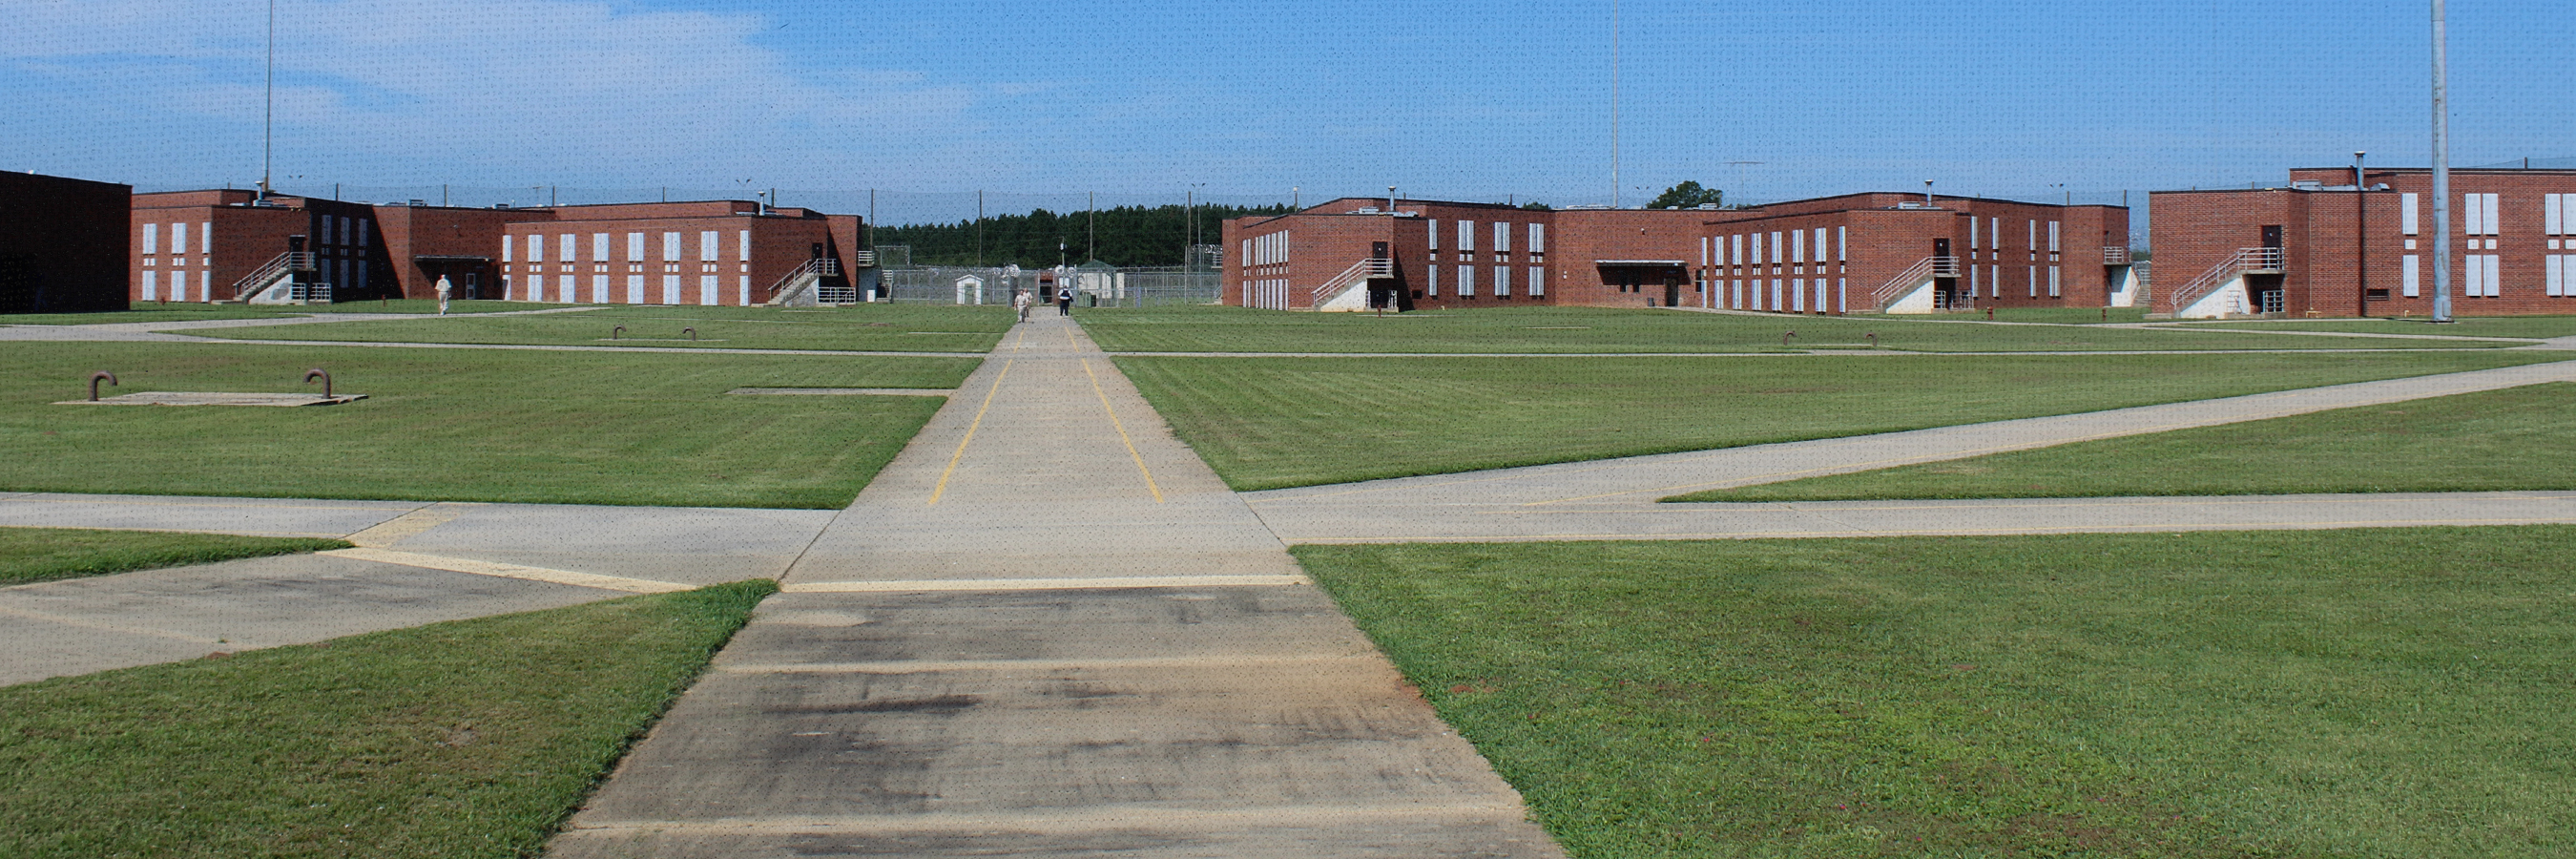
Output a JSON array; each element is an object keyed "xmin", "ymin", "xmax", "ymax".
[{"xmin": 2430, "ymin": 0, "xmax": 2453, "ymax": 322}]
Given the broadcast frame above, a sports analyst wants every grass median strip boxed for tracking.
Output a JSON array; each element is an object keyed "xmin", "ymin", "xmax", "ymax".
[
  {"xmin": 1295, "ymin": 528, "xmax": 2576, "ymax": 859},
  {"xmin": 182, "ymin": 304, "xmax": 1015, "ymax": 351},
  {"xmin": 0, "ymin": 527, "xmax": 351, "ymax": 586},
  {"xmin": 1683, "ymin": 382, "xmax": 2576, "ymax": 502},
  {"xmin": 0, "ymin": 579, "xmax": 773, "ymax": 859},
  {"xmin": 1076, "ymin": 304, "xmax": 2522, "ymax": 353},
  {"xmin": 1118, "ymin": 350, "xmax": 2562, "ymax": 491},
  {"xmin": 3, "ymin": 343, "xmax": 976, "ymax": 507}
]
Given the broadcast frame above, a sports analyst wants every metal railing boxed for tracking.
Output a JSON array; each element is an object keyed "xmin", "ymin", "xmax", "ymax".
[
  {"xmin": 2160, "ymin": 247, "xmax": 2283, "ymax": 315},
  {"xmin": 227, "ymin": 251, "xmax": 316, "ymax": 302},
  {"xmin": 1306, "ymin": 258, "xmax": 1393, "ymax": 308},
  {"xmin": 2102, "ymin": 246, "xmax": 2130, "ymax": 265},
  {"xmin": 759, "ymin": 257, "xmax": 842, "ymax": 305},
  {"xmin": 1870, "ymin": 256, "xmax": 1960, "ymax": 311}
]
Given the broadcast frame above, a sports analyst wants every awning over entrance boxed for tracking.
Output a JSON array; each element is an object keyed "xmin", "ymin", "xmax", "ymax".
[
  {"xmin": 1594, "ymin": 260, "xmax": 1687, "ymax": 267},
  {"xmin": 414, "ymin": 255, "xmax": 491, "ymax": 263}
]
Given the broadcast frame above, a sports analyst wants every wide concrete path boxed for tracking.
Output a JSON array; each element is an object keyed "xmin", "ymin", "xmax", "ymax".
[
  {"xmin": 546, "ymin": 316, "xmax": 1566, "ymax": 858},
  {"xmin": 1248, "ymin": 357, "xmax": 2576, "ymax": 543}
]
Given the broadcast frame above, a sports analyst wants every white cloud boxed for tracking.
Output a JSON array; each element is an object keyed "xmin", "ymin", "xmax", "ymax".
[{"xmin": 6, "ymin": 0, "xmax": 987, "ymax": 185}]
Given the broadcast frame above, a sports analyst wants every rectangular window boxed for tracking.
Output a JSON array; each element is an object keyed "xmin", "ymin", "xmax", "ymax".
[
  {"xmin": 201, "ymin": 222, "xmax": 213, "ymax": 256},
  {"xmin": 141, "ymin": 270, "xmax": 157, "ymax": 301},
  {"xmin": 1837, "ymin": 226, "xmax": 1846, "ymax": 262},
  {"xmin": 502, "ymin": 235, "xmax": 513, "ymax": 262},
  {"xmin": 559, "ymin": 233, "xmax": 576, "ymax": 262},
  {"xmin": 1528, "ymin": 265, "xmax": 1546, "ymax": 297},
  {"xmin": 1457, "ymin": 264, "xmax": 1475, "ymax": 297},
  {"xmin": 628, "ymin": 232, "xmax": 645, "ymax": 262},
  {"xmin": 1749, "ymin": 233, "xmax": 1762, "ymax": 266},
  {"xmin": 357, "ymin": 220, "xmax": 369, "ymax": 247},
  {"xmin": 528, "ymin": 274, "xmax": 545, "ymax": 303},
  {"xmin": 663, "ymin": 274, "xmax": 680, "ymax": 304},
  {"xmin": 2550, "ymin": 255, "xmax": 2565, "ymax": 297},
  {"xmin": 2484, "ymin": 194, "xmax": 2503, "ymax": 236},
  {"xmin": 528, "ymin": 235, "xmax": 544, "ymax": 263},
  {"xmin": 2403, "ymin": 255, "xmax": 2420, "ymax": 297},
  {"xmin": 699, "ymin": 231, "xmax": 718, "ymax": 262},
  {"xmin": 738, "ymin": 229, "xmax": 751, "ymax": 262},
  {"xmin": 1990, "ymin": 265, "xmax": 2001, "ymax": 298},
  {"xmin": 1427, "ymin": 220, "xmax": 1439, "ymax": 251},
  {"xmin": 2402, "ymin": 193, "xmax": 2420, "ymax": 235},
  {"xmin": 2027, "ymin": 220, "xmax": 2038, "ymax": 254},
  {"xmin": 2465, "ymin": 195, "xmax": 2484, "ymax": 235},
  {"xmin": 1792, "ymin": 279, "xmax": 1805, "ymax": 312},
  {"xmin": 1818, "ymin": 227, "xmax": 1830, "ymax": 264},
  {"xmin": 1528, "ymin": 222, "xmax": 1545, "ymax": 255},
  {"xmin": 627, "ymin": 274, "xmax": 645, "ymax": 304},
  {"xmin": 2049, "ymin": 265, "xmax": 2061, "ymax": 297},
  {"xmin": 1971, "ymin": 265, "xmax": 1980, "ymax": 295},
  {"xmin": 593, "ymin": 273, "xmax": 609, "ymax": 304},
  {"xmin": 662, "ymin": 232, "xmax": 681, "ymax": 262},
  {"xmin": 1494, "ymin": 221, "xmax": 1510, "ymax": 253},
  {"xmin": 2027, "ymin": 266, "xmax": 2038, "ymax": 298},
  {"xmin": 2048, "ymin": 221, "xmax": 2061, "ymax": 252},
  {"xmin": 171, "ymin": 222, "xmax": 188, "ymax": 255},
  {"xmin": 1427, "ymin": 263, "xmax": 1439, "ymax": 297},
  {"xmin": 1459, "ymin": 220, "xmax": 1476, "ymax": 252},
  {"xmin": 1791, "ymin": 229, "xmax": 1805, "ymax": 264},
  {"xmin": 1770, "ymin": 232, "xmax": 1783, "ymax": 264},
  {"xmin": 1495, "ymin": 265, "xmax": 1511, "ymax": 297},
  {"xmin": 593, "ymin": 233, "xmax": 610, "ymax": 262},
  {"xmin": 1731, "ymin": 234, "xmax": 1743, "ymax": 266},
  {"xmin": 1968, "ymin": 218, "xmax": 1979, "ymax": 250},
  {"xmin": 142, "ymin": 223, "xmax": 158, "ymax": 255},
  {"xmin": 2485, "ymin": 255, "xmax": 2503, "ymax": 296},
  {"xmin": 2549, "ymin": 194, "xmax": 2564, "ymax": 236},
  {"xmin": 700, "ymin": 274, "xmax": 718, "ymax": 305},
  {"xmin": 1700, "ymin": 237, "xmax": 1710, "ymax": 267}
]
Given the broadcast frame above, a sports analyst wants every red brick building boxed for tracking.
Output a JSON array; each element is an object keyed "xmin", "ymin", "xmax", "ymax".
[
  {"xmin": 2150, "ymin": 166, "xmax": 2576, "ymax": 318},
  {"xmin": 1223, "ymin": 194, "xmax": 2131, "ymax": 314},
  {"xmin": 494, "ymin": 201, "xmax": 863, "ymax": 306},
  {"xmin": 1, "ymin": 172, "xmax": 131, "ymax": 314},
  {"xmin": 131, "ymin": 190, "xmax": 388, "ymax": 304},
  {"xmin": 126, "ymin": 192, "xmax": 869, "ymax": 306}
]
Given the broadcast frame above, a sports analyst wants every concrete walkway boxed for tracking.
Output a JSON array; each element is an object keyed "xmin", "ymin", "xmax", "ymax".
[{"xmin": 545, "ymin": 316, "xmax": 1566, "ymax": 858}]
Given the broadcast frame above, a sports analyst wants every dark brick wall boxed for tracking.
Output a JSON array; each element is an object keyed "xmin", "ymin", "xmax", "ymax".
[{"xmin": 0, "ymin": 172, "xmax": 130, "ymax": 313}]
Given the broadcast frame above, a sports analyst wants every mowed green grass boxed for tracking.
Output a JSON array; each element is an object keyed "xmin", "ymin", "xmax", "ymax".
[
  {"xmin": 0, "ymin": 580, "xmax": 772, "ymax": 859},
  {"xmin": 1075, "ymin": 304, "xmax": 2522, "ymax": 353},
  {"xmin": 183, "ymin": 304, "xmax": 1016, "ymax": 351},
  {"xmin": 3, "ymin": 343, "xmax": 976, "ymax": 507},
  {"xmin": 0, "ymin": 527, "xmax": 351, "ymax": 585},
  {"xmin": 2189, "ymin": 315, "xmax": 2576, "ymax": 340},
  {"xmin": 1685, "ymin": 382, "xmax": 2576, "ymax": 502},
  {"xmin": 3, "ymin": 304, "xmax": 302, "ymax": 325},
  {"xmin": 1298, "ymin": 529, "xmax": 2576, "ymax": 858},
  {"xmin": 1117, "ymin": 351, "xmax": 2563, "ymax": 490}
]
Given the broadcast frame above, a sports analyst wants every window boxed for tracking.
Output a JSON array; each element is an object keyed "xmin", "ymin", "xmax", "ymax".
[
  {"xmin": 1459, "ymin": 220, "xmax": 1476, "ymax": 253},
  {"xmin": 738, "ymin": 229, "xmax": 751, "ymax": 262},
  {"xmin": 528, "ymin": 235, "xmax": 544, "ymax": 263},
  {"xmin": 663, "ymin": 232, "xmax": 681, "ymax": 262},
  {"xmin": 2402, "ymin": 193, "xmax": 2420, "ymax": 235},
  {"xmin": 559, "ymin": 233, "xmax": 576, "ymax": 262},
  {"xmin": 171, "ymin": 222, "xmax": 187, "ymax": 255},
  {"xmin": 1528, "ymin": 222, "xmax": 1545, "ymax": 256},
  {"xmin": 1428, "ymin": 220, "xmax": 1439, "ymax": 251},
  {"xmin": 142, "ymin": 223, "xmax": 158, "ymax": 255},
  {"xmin": 2403, "ymin": 255, "xmax": 2420, "ymax": 297},
  {"xmin": 593, "ymin": 233, "xmax": 611, "ymax": 261},
  {"xmin": 201, "ymin": 222, "xmax": 213, "ymax": 256},
  {"xmin": 701, "ymin": 231, "xmax": 719, "ymax": 262},
  {"xmin": 502, "ymin": 235, "xmax": 513, "ymax": 262},
  {"xmin": 1494, "ymin": 221, "xmax": 1510, "ymax": 254},
  {"xmin": 1494, "ymin": 265, "xmax": 1510, "ymax": 297},
  {"xmin": 1457, "ymin": 264, "xmax": 1475, "ymax": 297},
  {"xmin": 628, "ymin": 232, "xmax": 646, "ymax": 262},
  {"xmin": 1791, "ymin": 229, "xmax": 1804, "ymax": 264},
  {"xmin": 1528, "ymin": 265, "xmax": 1546, "ymax": 297}
]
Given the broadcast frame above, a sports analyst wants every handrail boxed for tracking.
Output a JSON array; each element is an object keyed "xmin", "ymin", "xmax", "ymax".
[
  {"xmin": 1306, "ymin": 258, "xmax": 1392, "ymax": 307},
  {"xmin": 228, "ymin": 251, "xmax": 316, "ymax": 301},
  {"xmin": 2102, "ymin": 246, "xmax": 2130, "ymax": 265},
  {"xmin": 761, "ymin": 257, "xmax": 842, "ymax": 304},
  {"xmin": 2160, "ymin": 247, "xmax": 2282, "ymax": 314},
  {"xmin": 1870, "ymin": 255, "xmax": 1959, "ymax": 310},
  {"xmin": 848, "ymin": 250, "xmax": 877, "ymax": 266}
]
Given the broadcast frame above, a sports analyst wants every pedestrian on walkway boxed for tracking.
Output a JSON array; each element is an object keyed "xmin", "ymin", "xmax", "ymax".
[
  {"xmin": 1056, "ymin": 287, "xmax": 1073, "ymax": 316},
  {"xmin": 434, "ymin": 276, "xmax": 452, "ymax": 315},
  {"xmin": 1012, "ymin": 289, "xmax": 1031, "ymax": 322}
]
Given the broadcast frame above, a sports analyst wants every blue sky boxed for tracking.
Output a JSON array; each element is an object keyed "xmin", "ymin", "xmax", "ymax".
[{"xmin": 6, "ymin": 0, "xmax": 2570, "ymax": 224}]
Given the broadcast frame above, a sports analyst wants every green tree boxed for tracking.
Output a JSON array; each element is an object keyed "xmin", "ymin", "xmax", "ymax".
[{"xmin": 1648, "ymin": 181, "xmax": 1723, "ymax": 210}]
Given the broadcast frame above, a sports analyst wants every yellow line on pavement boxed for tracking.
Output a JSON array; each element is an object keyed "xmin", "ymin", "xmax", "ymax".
[
  {"xmin": 928, "ymin": 356, "xmax": 1015, "ymax": 506},
  {"xmin": 783, "ymin": 574, "xmax": 1304, "ymax": 593},
  {"xmin": 323, "ymin": 548, "xmax": 694, "ymax": 593},
  {"xmin": 343, "ymin": 502, "xmax": 480, "ymax": 547},
  {"xmin": 1084, "ymin": 358, "xmax": 1165, "ymax": 502}
]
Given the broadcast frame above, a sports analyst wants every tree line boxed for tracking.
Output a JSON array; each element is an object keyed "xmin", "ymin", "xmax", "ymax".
[{"xmin": 873, "ymin": 203, "xmax": 1294, "ymax": 268}]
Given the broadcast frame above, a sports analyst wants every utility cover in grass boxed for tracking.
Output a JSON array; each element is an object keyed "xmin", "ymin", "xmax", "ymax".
[{"xmin": 58, "ymin": 391, "xmax": 366, "ymax": 407}]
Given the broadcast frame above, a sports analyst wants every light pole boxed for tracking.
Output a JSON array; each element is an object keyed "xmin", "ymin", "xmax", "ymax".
[
  {"xmin": 1923, "ymin": 179, "xmax": 1934, "ymax": 207},
  {"xmin": 2431, "ymin": 0, "xmax": 2453, "ymax": 323}
]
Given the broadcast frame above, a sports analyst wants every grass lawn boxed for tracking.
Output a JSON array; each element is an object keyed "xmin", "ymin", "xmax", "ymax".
[
  {"xmin": 3, "ymin": 343, "xmax": 977, "ymax": 507},
  {"xmin": 3, "ymin": 304, "xmax": 302, "ymax": 325},
  {"xmin": 1682, "ymin": 382, "xmax": 2576, "ymax": 502},
  {"xmin": 0, "ymin": 527, "xmax": 350, "ymax": 586},
  {"xmin": 1847, "ymin": 306, "xmax": 2156, "ymax": 325},
  {"xmin": 182, "ymin": 304, "xmax": 1016, "ymax": 351},
  {"xmin": 1074, "ymin": 305, "xmax": 2520, "ymax": 353},
  {"xmin": 1296, "ymin": 529, "xmax": 2576, "ymax": 858},
  {"xmin": 0, "ymin": 579, "xmax": 773, "ymax": 859},
  {"xmin": 2186, "ymin": 315, "xmax": 2576, "ymax": 340},
  {"xmin": 1118, "ymin": 350, "xmax": 2565, "ymax": 490}
]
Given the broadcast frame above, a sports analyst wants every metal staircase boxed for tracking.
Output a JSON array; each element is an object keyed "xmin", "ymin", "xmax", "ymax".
[
  {"xmin": 2158, "ymin": 247, "xmax": 2282, "ymax": 317},
  {"xmin": 221, "ymin": 251, "xmax": 317, "ymax": 304},
  {"xmin": 1306, "ymin": 258, "xmax": 1392, "ymax": 311},
  {"xmin": 1871, "ymin": 255, "xmax": 1960, "ymax": 312},
  {"xmin": 761, "ymin": 258, "xmax": 844, "ymax": 306}
]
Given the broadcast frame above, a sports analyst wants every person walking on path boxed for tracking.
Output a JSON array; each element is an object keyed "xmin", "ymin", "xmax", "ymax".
[
  {"xmin": 434, "ymin": 275, "xmax": 453, "ymax": 315},
  {"xmin": 1055, "ymin": 287, "xmax": 1073, "ymax": 316},
  {"xmin": 1013, "ymin": 289, "xmax": 1031, "ymax": 322}
]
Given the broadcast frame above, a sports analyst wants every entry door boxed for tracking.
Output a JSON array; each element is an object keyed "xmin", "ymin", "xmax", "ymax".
[
  {"xmin": 1664, "ymin": 275, "xmax": 1680, "ymax": 307},
  {"xmin": 1371, "ymin": 241, "xmax": 1388, "ymax": 261},
  {"xmin": 1933, "ymin": 238, "xmax": 1951, "ymax": 258},
  {"xmin": 2261, "ymin": 225, "xmax": 2283, "ymax": 248}
]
